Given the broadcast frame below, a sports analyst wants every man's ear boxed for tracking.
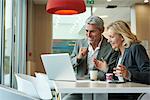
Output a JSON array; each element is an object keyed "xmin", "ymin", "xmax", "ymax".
[{"xmin": 100, "ymin": 27, "xmax": 105, "ymax": 33}]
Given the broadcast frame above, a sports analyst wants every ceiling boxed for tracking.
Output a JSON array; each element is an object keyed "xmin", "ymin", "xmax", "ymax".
[
  {"xmin": 32, "ymin": 0, "xmax": 149, "ymax": 39},
  {"xmin": 32, "ymin": 0, "xmax": 148, "ymax": 23},
  {"xmin": 33, "ymin": 0, "xmax": 146, "ymax": 6},
  {"xmin": 32, "ymin": 0, "xmax": 148, "ymax": 27}
]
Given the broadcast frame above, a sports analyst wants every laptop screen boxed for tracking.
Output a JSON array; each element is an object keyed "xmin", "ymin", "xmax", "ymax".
[{"xmin": 41, "ymin": 53, "xmax": 76, "ymax": 81}]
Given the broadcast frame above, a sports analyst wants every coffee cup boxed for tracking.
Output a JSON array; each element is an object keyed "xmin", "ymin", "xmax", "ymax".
[
  {"xmin": 89, "ymin": 70, "xmax": 98, "ymax": 81},
  {"xmin": 106, "ymin": 73, "xmax": 113, "ymax": 82}
]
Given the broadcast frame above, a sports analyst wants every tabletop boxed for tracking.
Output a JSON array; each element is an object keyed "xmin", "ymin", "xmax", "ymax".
[{"xmin": 54, "ymin": 80, "xmax": 150, "ymax": 93}]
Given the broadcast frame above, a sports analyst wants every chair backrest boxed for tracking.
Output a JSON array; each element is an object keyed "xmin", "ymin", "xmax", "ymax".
[
  {"xmin": 34, "ymin": 72, "xmax": 53, "ymax": 99},
  {"xmin": 15, "ymin": 74, "xmax": 40, "ymax": 99},
  {"xmin": 15, "ymin": 73, "xmax": 55, "ymax": 100},
  {"xmin": 0, "ymin": 84, "xmax": 39, "ymax": 100},
  {"xmin": 137, "ymin": 93, "xmax": 150, "ymax": 100},
  {"xmin": 34, "ymin": 72, "xmax": 61, "ymax": 100}
]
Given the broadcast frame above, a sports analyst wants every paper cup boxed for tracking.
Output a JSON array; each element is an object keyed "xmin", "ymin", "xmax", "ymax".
[{"xmin": 89, "ymin": 70, "xmax": 98, "ymax": 81}]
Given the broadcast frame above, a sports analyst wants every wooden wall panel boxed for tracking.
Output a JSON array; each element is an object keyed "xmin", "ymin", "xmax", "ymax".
[
  {"xmin": 136, "ymin": 4, "xmax": 150, "ymax": 40},
  {"xmin": 135, "ymin": 4, "xmax": 150, "ymax": 56},
  {"xmin": 27, "ymin": 3, "xmax": 52, "ymax": 75}
]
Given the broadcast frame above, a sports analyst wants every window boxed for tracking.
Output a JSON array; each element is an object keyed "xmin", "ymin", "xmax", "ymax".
[
  {"xmin": 0, "ymin": 0, "xmax": 26, "ymax": 87},
  {"xmin": 52, "ymin": 7, "xmax": 91, "ymax": 54}
]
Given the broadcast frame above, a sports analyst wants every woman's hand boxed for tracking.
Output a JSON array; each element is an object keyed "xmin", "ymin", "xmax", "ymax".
[
  {"xmin": 113, "ymin": 64, "xmax": 129, "ymax": 79},
  {"xmin": 93, "ymin": 58, "xmax": 108, "ymax": 72}
]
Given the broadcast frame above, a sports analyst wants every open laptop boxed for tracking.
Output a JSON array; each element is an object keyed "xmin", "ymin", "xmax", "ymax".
[{"xmin": 41, "ymin": 53, "xmax": 76, "ymax": 81}]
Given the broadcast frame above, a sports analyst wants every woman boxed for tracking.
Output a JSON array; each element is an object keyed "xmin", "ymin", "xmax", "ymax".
[
  {"xmin": 94, "ymin": 20, "xmax": 150, "ymax": 100},
  {"xmin": 106, "ymin": 20, "xmax": 150, "ymax": 85},
  {"xmin": 94, "ymin": 20, "xmax": 150, "ymax": 85}
]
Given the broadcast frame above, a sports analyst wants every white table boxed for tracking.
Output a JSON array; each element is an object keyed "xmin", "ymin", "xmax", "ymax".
[{"xmin": 55, "ymin": 80, "xmax": 150, "ymax": 100}]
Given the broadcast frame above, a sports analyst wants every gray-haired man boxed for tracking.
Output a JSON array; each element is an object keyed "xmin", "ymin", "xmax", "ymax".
[
  {"xmin": 71, "ymin": 16, "xmax": 118, "ymax": 81},
  {"xmin": 62, "ymin": 16, "xmax": 118, "ymax": 100}
]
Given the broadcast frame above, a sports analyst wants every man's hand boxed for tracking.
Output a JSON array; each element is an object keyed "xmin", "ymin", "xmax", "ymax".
[
  {"xmin": 77, "ymin": 47, "xmax": 88, "ymax": 59},
  {"xmin": 93, "ymin": 58, "xmax": 108, "ymax": 72}
]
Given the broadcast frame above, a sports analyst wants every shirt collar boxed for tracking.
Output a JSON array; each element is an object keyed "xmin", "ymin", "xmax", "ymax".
[{"xmin": 88, "ymin": 35, "xmax": 104, "ymax": 51}]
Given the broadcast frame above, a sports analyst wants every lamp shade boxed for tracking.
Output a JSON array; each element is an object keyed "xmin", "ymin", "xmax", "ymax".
[{"xmin": 46, "ymin": 0, "xmax": 86, "ymax": 15}]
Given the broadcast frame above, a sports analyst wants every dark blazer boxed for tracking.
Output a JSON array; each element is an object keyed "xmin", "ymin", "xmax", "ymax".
[
  {"xmin": 70, "ymin": 36, "xmax": 118, "ymax": 80},
  {"xmin": 119, "ymin": 43, "xmax": 150, "ymax": 84}
]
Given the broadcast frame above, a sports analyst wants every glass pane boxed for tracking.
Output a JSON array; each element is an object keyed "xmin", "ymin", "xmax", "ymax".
[
  {"xmin": 4, "ymin": 0, "xmax": 13, "ymax": 86},
  {"xmin": 0, "ymin": 0, "xmax": 3, "ymax": 84},
  {"xmin": 52, "ymin": 39, "xmax": 76, "ymax": 55},
  {"xmin": 0, "ymin": 0, "xmax": 27, "ymax": 87},
  {"xmin": 52, "ymin": 7, "xmax": 91, "ymax": 54},
  {"xmin": 53, "ymin": 7, "xmax": 91, "ymax": 39}
]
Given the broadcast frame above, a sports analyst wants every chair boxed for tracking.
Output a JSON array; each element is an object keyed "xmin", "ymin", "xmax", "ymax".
[
  {"xmin": 15, "ymin": 74, "xmax": 40, "ymax": 99},
  {"xmin": 15, "ymin": 73, "xmax": 53, "ymax": 99},
  {"xmin": 34, "ymin": 72, "xmax": 53, "ymax": 99},
  {"xmin": 0, "ymin": 84, "xmax": 39, "ymax": 100},
  {"xmin": 137, "ymin": 93, "xmax": 150, "ymax": 100},
  {"xmin": 34, "ymin": 72, "xmax": 61, "ymax": 100},
  {"xmin": 15, "ymin": 73, "xmax": 61, "ymax": 100}
]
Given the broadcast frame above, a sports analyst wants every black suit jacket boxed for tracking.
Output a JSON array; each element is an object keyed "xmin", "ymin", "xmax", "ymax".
[
  {"xmin": 118, "ymin": 43, "xmax": 150, "ymax": 84},
  {"xmin": 70, "ymin": 36, "xmax": 118, "ymax": 80}
]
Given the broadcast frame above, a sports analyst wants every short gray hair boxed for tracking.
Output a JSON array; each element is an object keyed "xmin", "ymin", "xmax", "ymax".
[{"xmin": 85, "ymin": 16, "xmax": 104, "ymax": 29}]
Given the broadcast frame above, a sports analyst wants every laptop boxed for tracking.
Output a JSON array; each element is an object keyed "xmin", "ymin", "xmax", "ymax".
[{"xmin": 41, "ymin": 53, "xmax": 76, "ymax": 81}]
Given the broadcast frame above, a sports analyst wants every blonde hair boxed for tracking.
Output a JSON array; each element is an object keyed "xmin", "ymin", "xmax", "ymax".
[{"xmin": 107, "ymin": 20, "xmax": 140, "ymax": 48}]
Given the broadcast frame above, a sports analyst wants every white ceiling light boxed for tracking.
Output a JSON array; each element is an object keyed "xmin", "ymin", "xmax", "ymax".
[
  {"xmin": 99, "ymin": 15, "xmax": 108, "ymax": 18},
  {"xmin": 144, "ymin": 0, "xmax": 149, "ymax": 3},
  {"xmin": 107, "ymin": 0, "xmax": 112, "ymax": 2}
]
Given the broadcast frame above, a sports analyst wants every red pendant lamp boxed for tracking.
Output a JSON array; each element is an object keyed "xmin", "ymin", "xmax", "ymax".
[{"xmin": 46, "ymin": 0, "xmax": 86, "ymax": 15}]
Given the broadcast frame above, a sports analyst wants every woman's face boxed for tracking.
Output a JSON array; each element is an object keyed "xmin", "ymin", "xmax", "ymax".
[{"xmin": 107, "ymin": 29, "xmax": 124, "ymax": 49}]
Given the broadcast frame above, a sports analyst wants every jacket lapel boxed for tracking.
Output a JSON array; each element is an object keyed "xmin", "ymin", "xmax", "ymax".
[{"xmin": 121, "ymin": 48, "xmax": 129, "ymax": 65}]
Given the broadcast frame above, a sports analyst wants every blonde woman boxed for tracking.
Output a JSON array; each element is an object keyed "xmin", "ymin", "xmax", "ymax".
[
  {"xmin": 106, "ymin": 20, "xmax": 150, "ymax": 84},
  {"xmin": 94, "ymin": 20, "xmax": 150, "ymax": 100}
]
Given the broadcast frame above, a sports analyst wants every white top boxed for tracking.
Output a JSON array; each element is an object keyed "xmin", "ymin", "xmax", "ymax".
[
  {"xmin": 116, "ymin": 56, "xmax": 125, "ymax": 82},
  {"xmin": 116, "ymin": 55, "xmax": 131, "ymax": 81}
]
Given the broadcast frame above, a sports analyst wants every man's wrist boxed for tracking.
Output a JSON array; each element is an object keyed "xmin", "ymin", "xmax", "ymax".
[
  {"xmin": 76, "ymin": 57, "xmax": 82, "ymax": 63},
  {"xmin": 99, "ymin": 65, "xmax": 108, "ymax": 72}
]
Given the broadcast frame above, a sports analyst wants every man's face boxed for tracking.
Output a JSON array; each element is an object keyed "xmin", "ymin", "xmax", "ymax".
[{"xmin": 85, "ymin": 24, "xmax": 102, "ymax": 45}]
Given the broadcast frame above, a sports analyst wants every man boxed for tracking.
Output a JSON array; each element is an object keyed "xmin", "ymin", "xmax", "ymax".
[
  {"xmin": 62, "ymin": 16, "xmax": 118, "ymax": 100},
  {"xmin": 71, "ymin": 16, "xmax": 118, "ymax": 81}
]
